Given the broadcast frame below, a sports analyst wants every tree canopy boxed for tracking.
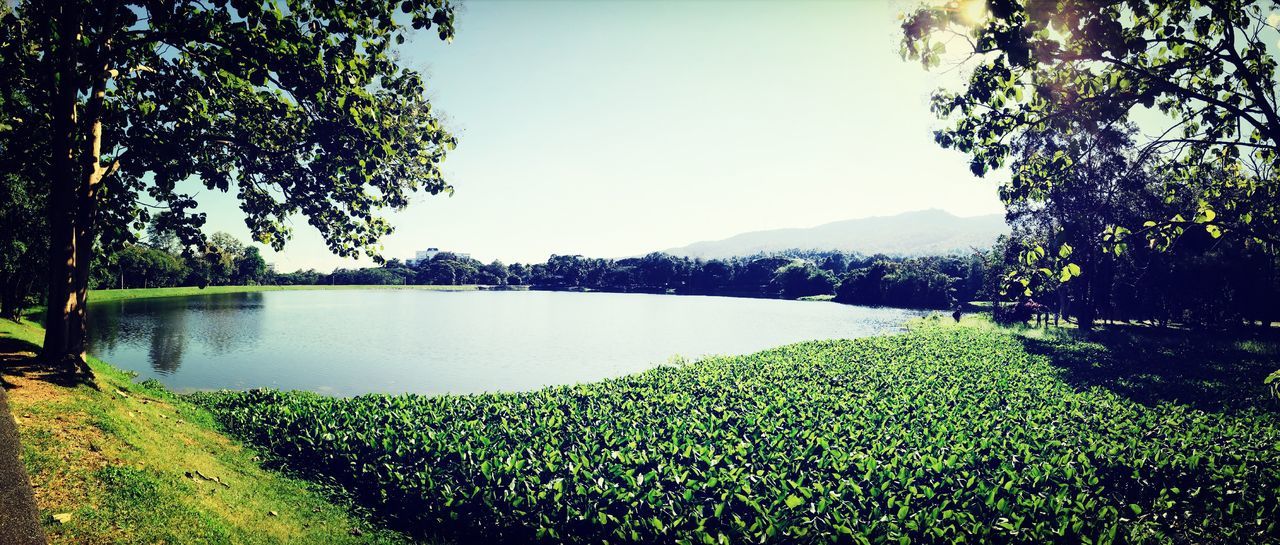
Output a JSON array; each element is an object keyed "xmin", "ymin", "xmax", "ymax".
[
  {"xmin": 901, "ymin": 0, "xmax": 1280, "ymax": 251},
  {"xmin": 0, "ymin": 0, "xmax": 460, "ymax": 369}
]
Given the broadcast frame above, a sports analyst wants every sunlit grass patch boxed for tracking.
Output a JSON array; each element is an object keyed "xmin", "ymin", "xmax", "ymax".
[{"xmin": 0, "ymin": 319, "xmax": 412, "ymax": 544}]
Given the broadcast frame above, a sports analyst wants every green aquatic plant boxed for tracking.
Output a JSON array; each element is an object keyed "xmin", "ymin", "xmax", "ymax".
[{"xmin": 193, "ymin": 328, "xmax": 1280, "ymax": 544}]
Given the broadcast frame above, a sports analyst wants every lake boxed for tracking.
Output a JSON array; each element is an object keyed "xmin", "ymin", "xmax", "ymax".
[{"xmin": 86, "ymin": 289, "xmax": 927, "ymax": 396}]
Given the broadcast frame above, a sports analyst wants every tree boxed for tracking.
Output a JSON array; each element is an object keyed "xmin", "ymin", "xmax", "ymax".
[
  {"xmin": 418, "ymin": 261, "xmax": 457, "ymax": 285},
  {"xmin": 0, "ymin": 168, "xmax": 45, "ymax": 320},
  {"xmin": 2, "ymin": 0, "xmax": 458, "ymax": 372},
  {"xmin": 117, "ymin": 244, "xmax": 186, "ymax": 289},
  {"xmin": 733, "ymin": 257, "xmax": 792, "ymax": 294},
  {"xmin": 145, "ymin": 221, "xmax": 184, "ymax": 255},
  {"xmin": 636, "ymin": 253, "xmax": 680, "ymax": 289},
  {"xmin": 482, "ymin": 260, "xmax": 510, "ymax": 285},
  {"xmin": 507, "ymin": 263, "xmax": 530, "ymax": 286},
  {"xmin": 202, "ymin": 231, "xmax": 245, "ymax": 286},
  {"xmin": 901, "ymin": 0, "xmax": 1280, "ymax": 265},
  {"xmin": 1001, "ymin": 122, "xmax": 1153, "ymax": 328},
  {"xmin": 771, "ymin": 262, "xmax": 836, "ymax": 299},
  {"xmin": 835, "ymin": 262, "xmax": 896, "ymax": 306},
  {"xmin": 235, "ymin": 247, "xmax": 268, "ymax": 285},
  {"xmin": 0, "ymin": 4, "xmax": 48, "ymax": 320},
  {"xmin": 818, "ymin": 253, "xmax": 848, "ymax": 275},
  {"xmin": 691, "ymin": 260, "xmax": 734, "ymax": 293}
]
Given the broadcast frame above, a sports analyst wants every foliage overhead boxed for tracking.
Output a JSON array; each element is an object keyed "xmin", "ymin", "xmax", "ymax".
[
  {"xmin": 901, "ymin": 0, "xmax": 1280, "ymax": 249},
  {"xmin": 2, "ymin": 0, "xmax": 458, "ymax": 258}
]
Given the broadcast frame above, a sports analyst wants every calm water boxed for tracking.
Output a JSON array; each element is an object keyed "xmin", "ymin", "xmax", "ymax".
[{"xmin": 86, "ymin": 290, "xmax": 925, "ymax": 396}]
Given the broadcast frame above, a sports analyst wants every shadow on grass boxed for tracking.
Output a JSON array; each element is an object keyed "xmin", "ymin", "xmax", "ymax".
[
  {"xmin": 0, "ymin": 335, "xmax": 93, "ymax": 390},
  {"xmin": 1017, "ymin": 325, "xmax": 1280, "ymax": 412}
]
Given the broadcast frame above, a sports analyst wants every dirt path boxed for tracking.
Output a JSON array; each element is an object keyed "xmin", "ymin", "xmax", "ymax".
[{"xmin": 0, "ymin": 354, "xmax": 47, "ymax": 545}]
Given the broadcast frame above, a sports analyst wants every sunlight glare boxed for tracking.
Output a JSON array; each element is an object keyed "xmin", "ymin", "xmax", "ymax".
[{"xmin": 956, "ymin": 0, "xmax": 988, "ymax": 26}]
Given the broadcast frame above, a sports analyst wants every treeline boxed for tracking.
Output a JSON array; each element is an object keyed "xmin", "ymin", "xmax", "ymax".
[
  {"xmin": 528, "ymin": 251, "xmax": 986, "ymax": 309},
  {"xmin": 975, "ymin": 122, "xmax": 1280, "ymax": 330},
  {"xmin": 0, "ymin": 226, "xmax": 272, "ymax": 319},
  {"xmin": 90, "ymin": 231, "xmax": 269, "ymax": 291},
  {"xmin": 306, "ymin": 249, "xmax": 988, "ymax": 310}
]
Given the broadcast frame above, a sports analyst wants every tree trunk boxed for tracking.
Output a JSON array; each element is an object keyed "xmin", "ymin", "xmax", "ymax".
[
  {"xmin": 67, "ymin": 71, "xmax": 110, "ymax": 360},
  {"xmin": 1075, "ymin": 274, "xmax": 1095, "ymax": 332},
  {"xmin": 41, "ymin": 5, "xmax": 82, "ymax": 370},
  {"xmin": 40, "ymin": 3, "xmax": 106, "ymax": 379},
  {"xmin": 1, "ymin": 275, "xmax": 22, "ymax": 322}
]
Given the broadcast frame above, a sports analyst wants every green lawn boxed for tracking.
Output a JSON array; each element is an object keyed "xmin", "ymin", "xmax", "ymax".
[
  {"xmin": 194, "ymin": 316, "xmax": 1280, "ymax": 544},
  {"xmin": 0, "ymin": 319, "xmax": 413, "ymax": 544}
]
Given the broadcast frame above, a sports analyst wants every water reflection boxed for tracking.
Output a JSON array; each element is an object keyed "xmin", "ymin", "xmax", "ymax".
[
  {"xmin": 88, "ymin": 292, "xmax": 266, "ymax": 375},
  {"xmin": 148, "ymin": 304, "xmax": 186, "ymax": 374}
]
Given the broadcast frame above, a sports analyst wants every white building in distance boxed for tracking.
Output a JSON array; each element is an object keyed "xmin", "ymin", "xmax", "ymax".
[{"xmin": 407, "ymin": 248, "xmax": 470, "ymax": 266}]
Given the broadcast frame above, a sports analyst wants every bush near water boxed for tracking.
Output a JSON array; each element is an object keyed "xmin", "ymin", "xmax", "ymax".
[{"xmin": 193, "ymin": 326, "xmax": 1280, "ymax": 544}]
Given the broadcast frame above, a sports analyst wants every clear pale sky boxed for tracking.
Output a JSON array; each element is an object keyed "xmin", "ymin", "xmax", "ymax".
[{"xmin": 196, "ymin": 0, "xmax": 1006, "ymax": 270}]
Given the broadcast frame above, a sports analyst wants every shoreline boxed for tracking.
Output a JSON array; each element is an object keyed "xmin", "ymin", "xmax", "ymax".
[
  {"xmin": 87, "ymin": 284, "xmax": 499, "ymax": 305},
  {"xmin": 0, "ymin": 317, "xmax": 416, "ymax": 544}
]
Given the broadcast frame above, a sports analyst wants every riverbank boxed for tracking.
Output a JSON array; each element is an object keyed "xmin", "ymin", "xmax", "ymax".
[{"xmin": 0, "ymin": 318, "xmax": 412, "ymax": 544}]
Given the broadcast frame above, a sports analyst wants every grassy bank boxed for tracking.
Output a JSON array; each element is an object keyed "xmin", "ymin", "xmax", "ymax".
[
  {"xmin": 88, "ymin": 284, "xmax": 489, "ymax": 305},
  {"xmin": 194, "ymin": 317, "xmax": 1280, "ymax": 544},
  {"xmin": 0, "ymin": 319, "xmax": 410, "ymax": 544}
]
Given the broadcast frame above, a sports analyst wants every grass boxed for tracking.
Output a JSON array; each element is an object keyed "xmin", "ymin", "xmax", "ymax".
[
  {"xmin": 194, "ymin": 315, "xmax": 1280, "ymax": 544},
  {"xmin": 0, "ymin": 318, "xmax": 412, "ymax": 544}
]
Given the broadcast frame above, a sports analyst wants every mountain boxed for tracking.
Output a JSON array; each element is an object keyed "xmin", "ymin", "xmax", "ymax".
[{"xmin": 663, "ymin": 209, "xmax": 1007, "ymax": 259}]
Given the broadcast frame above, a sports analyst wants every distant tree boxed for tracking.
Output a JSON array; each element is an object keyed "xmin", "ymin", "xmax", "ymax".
[
  {"xmin": 145, "ymin": 222, "xmax": 183, "ymax": 256},
  {"xmin": 117, "ymin": 244, "xmax": 185, "ymax": 289},
  {"xmin": 482, "ymin": 260, "xmax": 510, "ymax": 285},
  {"xmin": 836, "ymin": 261, "xmax": 896, "ymax": 307},
  {"xmin": 507, "ymin": 263, "xmax": 529, "ymax": 286},
  {"xmin": 205, "ymin": 232, "xmax": 245, "ymax": 286},
  {"xmin": 771, "ymin": 262, "xmax": 837, "ymax": 299},
  {"xmin": 275, "ymin": 269, "xmax": 320, "ymax": 286},
  {"xmin": 819, "ymin": 253, "xmax": 848, "ymax": 275},
  {"xmin": 734, "ymin": 257, "xmax": 792, "ymax": 294},
  {"xmin": 601, "ymin": 267, "xmax": 636, "ymax": 291},
  {"xmin": 544, "ymin": 255, "xmax": 587, "ymax": 287},
  {"xmin": 353, "ymin": 267, "xmax": 401, "ymax": 285},
  {"xmin": 636, "ymin": 253, "xmax": 680, "ymax": 289},
  {"xmin": 2, "ymin": 0, "xmax": 458, "ymax": 374},
  {"xmin": 235, "ymin": 247, "xmax": 268, "ymax": 286},
  {"xmin": 691, "ymin": 260, "xmax": 734, "ymax": 293},
  {"xmin": 419, "ymin": 261, "xmax": 458, "ymax": 285}
]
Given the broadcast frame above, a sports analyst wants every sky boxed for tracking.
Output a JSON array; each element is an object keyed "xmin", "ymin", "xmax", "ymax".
[{"xmin": 196, "ymin": 0, "xmax": 1006, "ymax": 270}]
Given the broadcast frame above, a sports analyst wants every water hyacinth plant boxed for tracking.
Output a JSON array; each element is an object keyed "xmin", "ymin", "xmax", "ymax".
[{"xmin": 193, "ymin": 327, "xmax": 1280, "ymax": 544}]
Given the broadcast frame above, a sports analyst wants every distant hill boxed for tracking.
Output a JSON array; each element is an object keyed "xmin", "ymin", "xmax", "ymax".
[{"xmin": 664, "ymin": 209, "xmax": 1007, "ymax": 259}]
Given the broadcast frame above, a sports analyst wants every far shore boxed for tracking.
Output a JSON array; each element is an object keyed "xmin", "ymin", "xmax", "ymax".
[{"xmin": 88, "ymin": 284, "xmax": 526, "ymax": 305}]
